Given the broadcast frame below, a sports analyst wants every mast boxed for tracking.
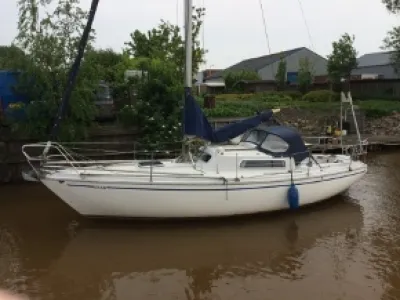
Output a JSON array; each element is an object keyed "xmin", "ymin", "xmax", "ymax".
[
  {"xmin": 182, "ymin": 0, "xmax": 193, "ymax": 153},
  {"xmin": 184, "ymin": 0, "xmax": 193, "ymax": 91}
]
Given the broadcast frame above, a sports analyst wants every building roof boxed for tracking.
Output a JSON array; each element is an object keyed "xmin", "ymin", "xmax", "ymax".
[
  {"xmin": 203, "ymin": 68, "xmax": 222, "ymax": 73},
  {"xmin": 357, "ymin": 51, "xmax": 394, "ymax": 67},
  {"xmin": 351, "ymin": 64, "xmax": 399, "ymax": 79},
  {"xmin": 203, "ymin": 69, "xmax": 223, "ymax": 81},
  {"xmin": 207, "ymin": 47, "xmax": 306, "ymax": 80}
]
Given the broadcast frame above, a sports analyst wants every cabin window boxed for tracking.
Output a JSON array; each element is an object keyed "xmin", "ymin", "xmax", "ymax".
[
  {"xmin": 261, "ymin": 134, "xmax": 289, "ymax": 153},
  {"xmin": 240, "ymin": 160, "xmax": 286, "ymax": 168},
  {"xmin": 243, "ymin": 129, "xmax": 267, "ymax": 145}
]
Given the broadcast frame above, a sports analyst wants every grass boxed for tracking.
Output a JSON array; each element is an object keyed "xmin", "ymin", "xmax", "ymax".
[
  {"xmin": 357, "ymin": 100, "xmax": 400, "ymax": 118},
  {"xmin": 198, "ymin": 93, "xmax": 400, "ymax": 119}
]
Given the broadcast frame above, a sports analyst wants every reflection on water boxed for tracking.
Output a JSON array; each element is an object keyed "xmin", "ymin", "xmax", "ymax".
[{"xmin": 1, "ymin": 152, "xmax": 400, "ymax": 299}]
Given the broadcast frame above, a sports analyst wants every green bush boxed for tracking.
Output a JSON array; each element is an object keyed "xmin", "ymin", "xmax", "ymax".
[
  {"xmin": 118, "ymin": 58, "xmax": 183, "ymax": 148},
  {"xmin": 302, "ymin": 90, "xmax": 339, "ymax": 102},
  {"xmin": 358, "ymin": 100, "xmax": 400, "ymax": 119},
  {"xmin": 223, "ymin": 70, "xmax": 261, "ymax": 91},
  {"xmin": 203, "ymin": 100, "xmax": 272, "ymax": 118},
  {"xmin": 363, "ymin": 108, "xmax": 391, "ymax": 119},
  {"xmin": 280, "ymin": 90, "xmax": 303, "ymax": 100},
  {"xmin": 215, "ymin": 93, "xmax": 255, "ymax": 101},
  {"xmin": 255, "ymin": 92, "xmax": 292, "ymax": 103},
  {"xmin": 354, "ymin": 94, "xmax": 400, "ymax": 101},
  {"xmin": 117, "ymin": 104, "xmax": 136, "ymax": 127},
  {"xmin": 214, "ymin": 92, "xmax": 298, "ymax": 103},
  {"xmin": 258, "ymin": 91, "xmax": 302, "ymax": 101}
]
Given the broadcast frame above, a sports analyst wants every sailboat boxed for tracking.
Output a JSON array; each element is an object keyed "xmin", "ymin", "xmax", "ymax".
[{"xmin": 21, "ymin": 0, "xmax": 367, "ymax": 218}]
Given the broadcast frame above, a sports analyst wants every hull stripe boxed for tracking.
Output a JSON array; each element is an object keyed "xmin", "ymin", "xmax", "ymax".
[{"xmin": 63, "ymin": 170, "xmax": 366, "ymax": 192}]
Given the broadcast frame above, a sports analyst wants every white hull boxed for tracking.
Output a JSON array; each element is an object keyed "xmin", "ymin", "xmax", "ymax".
[
  {"xmin": 41, "ymin": 166, "xmax": 366, "ymax": 218},
  {"xmin": 22, "ymin": 125, "xmax": 368, "ymax": 219}
]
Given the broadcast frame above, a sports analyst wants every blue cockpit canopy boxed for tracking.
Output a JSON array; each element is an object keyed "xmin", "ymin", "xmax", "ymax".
[{"xmin": 241, "ymin": 125, "xmax": 309, "ymax": 163}]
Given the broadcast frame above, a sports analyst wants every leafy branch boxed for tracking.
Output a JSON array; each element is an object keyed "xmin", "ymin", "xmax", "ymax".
[{"xmin": 327, "ymin": 33, "xmax": 358, "ymax": 82}]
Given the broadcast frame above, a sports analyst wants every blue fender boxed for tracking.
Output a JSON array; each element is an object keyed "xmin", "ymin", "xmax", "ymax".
[{"xmin": 287, "ymin": 183, "xmax": 299, "ymax": 210}]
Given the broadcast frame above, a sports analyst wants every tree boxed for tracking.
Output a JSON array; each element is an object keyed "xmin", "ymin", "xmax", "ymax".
[
  {"xmin": 0, "ymin": 45, "xmax": 28, "ymax": 70},
  {"xmin": 383, "ymin": 28, "xmax": 400, "ymax": 73},
  {"xmin": 297, "ymin": 57, "xmax": 314, "ymax": 94},
  {"xmin": 17, "ymin": 0, "xmax": 96, "ymax": 68},
  {"xmin": 117, "ymin": 58, "xmax": 183, "ymax": 149},
  {"xmin": 327, "ymin": 33, "xmax": 358, "ymax": 82},
  {"xmin": 382, "ymin": 0, "xmax": 400, "ymax": 12},
  {"xmin": 13, "ymin": 0, "xmax": 99, "ymax": 141},
  {"xmin": 82, "ymin": 48, "xmax": 124, "ymax": 83},
  {"xmin": 382, "ymin": 0, "xmax": 400, "ymax": 73},
  {"xmin": 275, "ymin": 58, "xmax": 287, "ymax": 90},
  {"xmin": 124, "ymin": 7, "xmax": 206, "ymax": 78},
  {"xmin": 118, "ymin": 6, "xmax": 207, "ymax": 146},
  {"xmin": 223, "ymin": 70, "xmax": 261, "ymax": 92}
]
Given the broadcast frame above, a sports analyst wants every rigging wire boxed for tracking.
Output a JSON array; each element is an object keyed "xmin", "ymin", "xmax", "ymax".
[
  {"xmin": 176, "ymin": 0, "xmax": 179, "ymax": 27},
  {"xmin": 258, "ymin": 0, "xmax": 272, "ymax": 56},
  {"xmin": 202, "ymin": 0, "xmax": 205, "ymax": 64},
  {"xmin": 296, "ymin": 0, "xmax": 315, "ymax": 51},
  {"xmin": 258, "ymin": 0, "xmax": 274, "ymax": 79}
]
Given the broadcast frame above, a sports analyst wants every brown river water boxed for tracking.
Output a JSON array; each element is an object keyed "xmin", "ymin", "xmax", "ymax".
[{"xmin": 1, "ymin": 152, "xmax": 400, "ymax": 300}]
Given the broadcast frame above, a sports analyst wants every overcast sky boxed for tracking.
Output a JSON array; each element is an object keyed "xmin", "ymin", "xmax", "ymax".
[{"xmin": 1, "ymin": 0, "xmax": 398, "ymax": 69}]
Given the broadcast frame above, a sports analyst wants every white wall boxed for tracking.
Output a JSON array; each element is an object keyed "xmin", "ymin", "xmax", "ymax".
[
  {"xmin": 203, "ymin": 77, "xmax": 225, "ymax": 85},
  {"xmin": 194, "ymin": 71, "xmax": 204, "ymax": 86}
]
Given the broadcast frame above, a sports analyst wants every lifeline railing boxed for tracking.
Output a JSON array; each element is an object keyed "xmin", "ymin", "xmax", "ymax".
[
  {"xmin": 303, "ymin": 135, "xmax": 369, "ymax": 155},
  {"xmin": 21, "ymin": 140, "xmax": 365, "ymax": 184},
  {"xmin": 21, "ymin": 139, "xmax": 206, "ymax": 180}
]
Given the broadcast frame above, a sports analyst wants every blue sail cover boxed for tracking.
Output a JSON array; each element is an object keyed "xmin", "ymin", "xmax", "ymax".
[
  {"xmin": 184, "ymin": 92, "xmax": 215, "ymax": 141},
  {"xmin": 213, "ymin": 110, "xmax": 273, "ymax": 142},
  {"xmin": 184, "ymin": 91, "xmax": 273, "ymax": 143}
]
